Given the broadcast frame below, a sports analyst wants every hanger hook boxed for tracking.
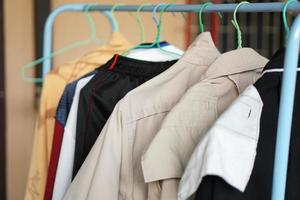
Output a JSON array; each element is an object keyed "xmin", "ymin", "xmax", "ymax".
[
  {"xmin": 283, "ymin": 0, "xmax": 297, "ymax": 42},
  {"xmin": 152, "ymin": 3, "xmax": 166, "ymax": 27},
  {"xmin": 198, "ymin": 3, "xmax": 223, "ymax": 33},
  {"xmin": 135, "ymin": 3, "xmax": 152, "ymax": 43},
  {"xmin": 110, "ymin": 3, "xmax": 125, "ymax": 32},
  {"xmin": 167, "ymin": 0, "xmax": 185, "ymax": 18},
  {"xmin": 84, "ymin": 4, "xmax": 99, "ymax": 41},
  {"xmin": 156, "ymin": 3, "xmax": 175, "ymax": 44},
  {"xmin": 152, "ymin": 3, "xmax": 168, "ymax": 44},
  {"xmin": 231, "ymin": 1, "xmax": 249, "ymax": 49},
  {"xmin": 153, "ymin": 3, "xmax": 185, "ymax": 32},
  {"xmin": 162, "ymin": 4, "xmax": 177, "ymax": 21},
  {"xmin": 159, "ymin": 3, "xmax": 175, "ymax": 22},
  {"xmin": 199, "ymin": 2, "xmax": 212, "ymax": 33},
  {"xmin": 156, "ymin": 3, "xmax": 183, "ymax": 57}
]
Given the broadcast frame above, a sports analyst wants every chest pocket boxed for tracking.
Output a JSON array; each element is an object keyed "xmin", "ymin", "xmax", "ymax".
[{"xmin": 215, "ymin": 86, "xmax": 262, "ymax": 141}]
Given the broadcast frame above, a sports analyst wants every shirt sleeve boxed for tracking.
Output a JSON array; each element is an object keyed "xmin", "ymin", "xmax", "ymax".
[
  {"xmin": 25, "ymin": 76, "xmax": 63, "ymax": 200},
  {"xmin": 44, "ymin": 83, "xmax": 72, "ymax": 200},
  {"xmin": 52, "ymin": 75, "xmax": 93, "ymax": 200},
  {"xmin": 63, "ymin": 102, "xmax": 123, "ymax": 200}
]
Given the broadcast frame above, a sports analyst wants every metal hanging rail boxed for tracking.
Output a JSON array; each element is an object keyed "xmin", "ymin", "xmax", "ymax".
[
  {"xmin": 84, "ymin": 3, "xmax": 300, "ymax": 13},
  {"xmin": 43, "ymin": 2, "xmax": 300, "ymax": 76},
  {"xmin": 42, "ymin": 3, "xmax": 300, "ymax": 200}
]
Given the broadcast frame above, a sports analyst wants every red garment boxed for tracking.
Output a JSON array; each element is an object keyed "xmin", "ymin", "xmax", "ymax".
[{"xmin": 44, "ymin": 120, "xmax": 64, "ymax": 200}]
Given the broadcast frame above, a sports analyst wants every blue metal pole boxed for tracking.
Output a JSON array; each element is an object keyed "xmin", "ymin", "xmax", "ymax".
[{"xmin": 271, "ymin": 14, "xmax": 300, "ymax": 200}]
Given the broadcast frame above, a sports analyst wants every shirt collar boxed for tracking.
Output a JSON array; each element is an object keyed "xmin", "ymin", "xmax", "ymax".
[
  {"xmin": 180, "ymin": 32, "xmax": 221, "ymax": 67},
  {"xmin": 254, "ymin": 48, "xmax": 294, "ymax": 94},
  {"xmin": 262, "ymin": 48, "xmax": 286, "ymax": 70},
  {"xmin": 204, "ymin": 48, "xmax": 268, "ymax": 79},
  {"xmin": 203, "ymin": 48, "xmax": 268, "ymax": 93}
]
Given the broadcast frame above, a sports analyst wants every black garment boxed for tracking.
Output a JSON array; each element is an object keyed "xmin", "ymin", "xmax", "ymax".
[
  {"xmin": 195, "ymin": 49, "xmax": 300, "ymax": 200},
  {"xmin": 72, "ymin": 55, "xmax": 177, "ymax": 178}
]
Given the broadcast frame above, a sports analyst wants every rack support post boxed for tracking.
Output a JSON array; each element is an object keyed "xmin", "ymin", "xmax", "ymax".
[{"xmin": 272, "ymin": 14, "xmax": 300, "ymax": 200}]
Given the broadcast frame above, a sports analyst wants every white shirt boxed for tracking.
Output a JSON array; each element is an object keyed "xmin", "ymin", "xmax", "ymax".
[
  {"xmin": 126, "ymin": 44, "xmax": 184, "ymax": 61},
  {"xmin": 178, "ymin": 85, "xmax": 263, "ymax": 200}
]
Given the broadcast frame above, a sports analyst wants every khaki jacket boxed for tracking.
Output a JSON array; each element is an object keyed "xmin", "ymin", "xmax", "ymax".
[
  {"xmin": 24, "ymin": 32, "xmax": 131, "ymax": 200},
  {"xmin": 142, "ymin": 48, "xmax": 268, "ymax": 200},
  {"xmin": 63, "ymin": 32, "xmax": 220, "ymax": 200}
]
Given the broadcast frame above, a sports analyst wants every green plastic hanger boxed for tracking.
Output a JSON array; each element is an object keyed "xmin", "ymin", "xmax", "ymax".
[
  {"xmin": 111, "ymin": 3, "xmax": 172, "ymax": 57},
  {"xmin": 167, "ymin": 0, "xmax": 186, "ymax": 21},
  {"xmin": 122, "ymin": 3, "xmax": 185, "ymax": 58},
  {"xmin": 110, "ymin": 3, "xmax": 125, "ymax": 33},
  {"xmin": 122, "ymin": 3, "xmax": 166, "ymax": 55},
  {"xmin": 231, "ymin": 1, "xmax": 249, "ymax": 49},
  {"xmin": 132, "ymin": 3, "xmax": 152, "ymax": 43},
  {"xmin": 153, "ymin": 3, "xmax": 168, "ymax": 45},
  {"xmin": 198, "ymin": 2, "xmax": 223, "ymax": 33},
  {"xmin": 282, "ymin": 0, "xmax": 297, "ymax": 43},
  {"xmin": 150, "ymin": 3, "xmax": 183, "ymax": 58},
  {"xmin": 122, "ymin": 3, "xmax": 175, "ymax": 56},
  {"xmin": 21, "ymin": 4, "xmax": 106, "ymax": 83},
  {"xmin": 120, "ymin": 3, "xmax": 153, "ymax": 56}
]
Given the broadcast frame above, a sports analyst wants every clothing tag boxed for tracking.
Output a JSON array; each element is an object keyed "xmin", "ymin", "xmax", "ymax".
[{"xmin": 108, "ymin": 55, "xmax": 120, "ymax": 71}]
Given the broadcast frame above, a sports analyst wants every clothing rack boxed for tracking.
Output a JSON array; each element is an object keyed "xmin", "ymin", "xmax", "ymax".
[{"xmin": 42, "ymin": 3, "xmax": 300, "ymax": 200}]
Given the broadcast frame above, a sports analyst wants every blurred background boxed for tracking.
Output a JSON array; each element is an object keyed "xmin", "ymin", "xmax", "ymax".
[{"xmin": 0, "ymin": 0, "xmax": 290, "ymax": 199}]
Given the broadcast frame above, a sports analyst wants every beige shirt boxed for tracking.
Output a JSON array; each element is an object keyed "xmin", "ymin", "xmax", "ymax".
[
  {"xmin": 142, "ymin": 48, "xmax": 268, "ymax": 200},
  {"xmin": 63, "ymin": 32, "xmax": 220, "ymax": 200},
  {"xmin": 24, "ymin": 32, "xmax": 131, "ymax": 200}
]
